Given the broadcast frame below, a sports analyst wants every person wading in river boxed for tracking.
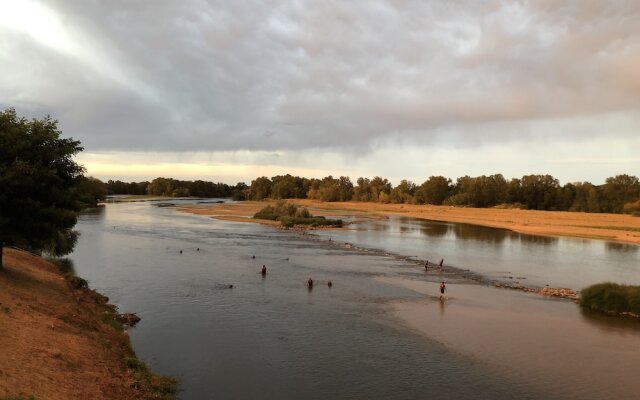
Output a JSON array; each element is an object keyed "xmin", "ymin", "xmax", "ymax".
[{"xmin": 439, "ymin": 281, "xmax": 446, "ymax": 301}]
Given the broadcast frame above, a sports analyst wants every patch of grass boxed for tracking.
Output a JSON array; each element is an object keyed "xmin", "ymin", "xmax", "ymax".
[
  {"xmin": 580, "ymin": 283, "xmax": 640, "ymax": 316},
  {"xmin": 1, "ymin": 396, "xmax": 37, "ymax": 400},
  {"xmin": 101, "ymin": 310, "xmax": 125, "ymax": 333},
  {"xmin": 124, "ymin": 357, "xmax": 179, "ymax": 399},
  {"xmin": 2, "ymin": 306, "xmax": 11, "ymax": 314}
]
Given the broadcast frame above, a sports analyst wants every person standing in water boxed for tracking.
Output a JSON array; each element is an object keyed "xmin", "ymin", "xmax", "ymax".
[
  {"xmin": 261, "ymin": 265, "xmax": 267, "ymax": 275},
  {"xmin": 439, "ymin": 281, "xmax": 446, "ymax": 300}
]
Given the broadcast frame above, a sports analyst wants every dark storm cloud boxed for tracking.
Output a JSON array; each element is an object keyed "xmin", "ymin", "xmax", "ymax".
[{"xmin": 1, "ymin": 0, "xmax": 639, "ymax": 152}]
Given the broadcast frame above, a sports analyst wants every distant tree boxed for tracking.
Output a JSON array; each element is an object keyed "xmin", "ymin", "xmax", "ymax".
[
  {"xmin": 147, "ymin": 177, "xmax": 178, "ymax": 196},
  {"xmin": 75, "ymin": 176, "xmax": 107, "ymax": 206},
  {"xmin": 600, "ymin": 174, "xmax": 640, "ymax": 213},
  {"xmin": 570, "ymin": 182, "xmax": 601, "ymax": 213},
  {"xmin": 271, "ymin": 175, "xmax": 299, "ymax": 199},
  {"xmin": 307, "ymin": 176, "xmax": 348, "ymax": 202},
  {"xmin": 0, "ymin": 108, "xmax": 84, "ymax": 268},
  {"xmin": 232, "ymin": 182, "xmax": 249, "ymax": 201},
  {"xmin": 370, "ymin": 176, "xmax": 392, "ymax": 202},
  {"xmin": 520, "ymin": 174, "xmax": 561, "ymax": 210},
  {"xmin": 249, "ymin": 176, "xmax": 272, "ymax": 200},
  {"xmin": 419, "ymin": 176, "xmax": 452, "ymax": 205},
  {"xmin": 353, "ymin": 177, "xmax": 373, "ymax": 202},
  {"xmin": 390, "ymin": 180, "xmax": 416, "ymax": 204},
  {"xmin": 558, "ymin": 183, "xmax": 576, "ymax": 211},
  {"xmin": 507, "ymin": 178, "xmax": 523, "ymax": 204}
]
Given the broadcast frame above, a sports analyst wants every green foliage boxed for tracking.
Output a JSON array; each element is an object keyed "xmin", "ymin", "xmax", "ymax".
[
  {"xmin": 580, "ymin": 283, "xmax": 640, "ymax": 315},
  {"xmin": 248, "ymin": 176, "xmax": 272, "ymax": 200},
  {"xmin": 144, "ymin": 177, "xmax": 233, "ymax": 198},
  {"xmin": 106, "ymin": 179, "xmax": 149, "ymax": 195},
  {"xmin": 601, "ymin": 174, "xmax": 640, "ymax": 213},
  {"xmin": 124, "ymin": 357, "xmax": 179, "ymax": 399},
  {"xmin": 75, "ymin": 176, "xmax": 107, "ymax": 207},
  {"xmin": 307, "ymin": 176, "xmax": 353, "ymax": 202},
  {"xmin": 253, "ymin": 201, "xmax": 342, "ymax": 227},
  {"xmin": 0, "ymin": 108, "xmax": 85, "ymax": 265},
  {"xmin": 418, "ymin": 176, "xmax": 453, "ymax": 205}
]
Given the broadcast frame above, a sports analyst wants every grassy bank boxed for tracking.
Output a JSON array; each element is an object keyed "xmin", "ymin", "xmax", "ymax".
[
  {"xmin": 580, "ymin": 283, "xmax": 640, "ymax": 317},
  {"xmin": 0, "ymin": 248, "xmax": 177, "ymax": 400}
]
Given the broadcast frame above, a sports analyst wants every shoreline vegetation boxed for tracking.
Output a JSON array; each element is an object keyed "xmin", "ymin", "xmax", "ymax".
[
  {"xmin": 580, "ymin": 283, "xmax": 640, "ymax": 318},
  {"xmin": 253, "ymin": 201, "xmax": 343, "ymax": 228},
  {"xmin": 0, "ymin": 248, "xmax": 177, "ymax": 400}
]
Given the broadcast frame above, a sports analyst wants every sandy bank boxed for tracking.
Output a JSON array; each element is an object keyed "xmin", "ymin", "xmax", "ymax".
[
  {"xmin": 0, "ymin": 248, "xmax": 176, "ymax": 400},
  {"xmin": 290, "ymin": 200, "xmax": 640, "ymax": 245},
  {"xmin": 176, "ymin": 199, "xmax": 640, "ymax": 245}
]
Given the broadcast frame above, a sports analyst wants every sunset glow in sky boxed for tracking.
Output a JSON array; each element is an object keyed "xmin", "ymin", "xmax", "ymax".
[{"xmin": 1, "ymin": 0, "xmax": 639, "ymax": 184}]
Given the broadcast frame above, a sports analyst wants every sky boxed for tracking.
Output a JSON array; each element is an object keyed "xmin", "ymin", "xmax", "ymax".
[{"xmin": 1, "ymin": 0, "xmax": 639, "ymax": 185}]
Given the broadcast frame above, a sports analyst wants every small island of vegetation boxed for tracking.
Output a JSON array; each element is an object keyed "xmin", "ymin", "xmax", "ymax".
[
  {"xmin": 580, "ymin": 283, "xmax": 640, "ymax": 317},
  {"xmin": 254, "ymin": 201, "xmax": 343, "ymax": 228}
]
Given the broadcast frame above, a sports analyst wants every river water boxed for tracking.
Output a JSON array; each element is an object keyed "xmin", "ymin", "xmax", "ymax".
[{"xmin": 69, "ymin": 201, "xmax": 640, "ymax": 400}]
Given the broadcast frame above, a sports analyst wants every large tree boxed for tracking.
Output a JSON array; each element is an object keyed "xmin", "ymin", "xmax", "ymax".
[{"xmin": 0, "ymin": 108, "xmax": 85, "ymax": 268}]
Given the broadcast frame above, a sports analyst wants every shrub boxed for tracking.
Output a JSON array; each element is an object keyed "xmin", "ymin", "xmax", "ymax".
[
  {"xmin": 254, "ymin": 201, "xmax": 342, "ymax": 227},
  {"xmin": 66, "ymin": 275, "xmax": 89, "ymax": 290},
  {"xmin": 580, "ymin": 283, "xmax": 640, "ymax": 315}
]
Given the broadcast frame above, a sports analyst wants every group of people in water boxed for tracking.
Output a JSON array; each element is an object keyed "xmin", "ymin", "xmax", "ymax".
[
  {"xmin": 259, "ymin": 262, "xmax": 332, "ymax": 289},
  {"xmin": 424, "ymin": 258, "xmax": 445, "ymax": 271}
]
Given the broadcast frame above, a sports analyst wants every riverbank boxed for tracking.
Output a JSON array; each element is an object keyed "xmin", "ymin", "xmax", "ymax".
[
  {"xmin": 0, "ymin": 248, "xmax": 176, "ymax": 400},
  {"xmin": 176, "ymin": 200, "xmax": 640, "ymax": 245}
]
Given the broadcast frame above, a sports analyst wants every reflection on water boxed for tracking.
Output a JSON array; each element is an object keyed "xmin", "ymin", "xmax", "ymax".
[
  {"xmin": 606, "ymin": 242, "xmax": 639, "ymax": 253},
  {"xmin": 69, "ymin": 202, "xmax": 640, "ymax": 400},
  {"xmin": 315, "ymin": 216, "xmax": 640, "ymax": 289}
]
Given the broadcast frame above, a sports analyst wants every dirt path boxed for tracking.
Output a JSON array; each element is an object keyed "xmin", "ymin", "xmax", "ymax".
[{"xmin": 0, "ymin": 248, "xmax": 175, "ymax": 400}]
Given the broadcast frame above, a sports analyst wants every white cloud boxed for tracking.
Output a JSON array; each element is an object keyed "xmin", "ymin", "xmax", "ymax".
[{"xmin": 1, "ymin": 0, "xmax": 639, "ymax": 182}]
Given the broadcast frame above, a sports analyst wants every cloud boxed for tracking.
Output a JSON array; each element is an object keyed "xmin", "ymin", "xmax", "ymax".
[{"xmin": 1, "ymin": 0, "xmax": 639, "ymax": 156}]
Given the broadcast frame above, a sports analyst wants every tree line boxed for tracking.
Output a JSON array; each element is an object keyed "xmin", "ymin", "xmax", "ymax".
[
  {"xmin": 105, "ymin": 178, "xmax": 247, "ymax": 199},
  {"xmin": 101, "ymin": 173, "xmax": 640, "ymax": 215},
  {"xmin": 243, "ymin": 173, "xmax": 640, "ymax": 215}
]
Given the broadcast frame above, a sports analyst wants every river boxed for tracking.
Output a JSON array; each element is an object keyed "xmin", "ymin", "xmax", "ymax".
[{"xmin": 69, "ymin": 200, "xmax": 640, "ymax": 399}]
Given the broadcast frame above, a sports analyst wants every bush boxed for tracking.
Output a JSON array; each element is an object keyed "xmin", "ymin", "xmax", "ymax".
[
  {"xmin": 580, "ymin": 283, "xmax": 640, "ymax": 315},
  {"xmin": 254, "ymin": 201, "xmax": 342, "ymax": 227},
  {"xmin": 66, "ymin": 275, "xmax": 89, "ymax": 290}
]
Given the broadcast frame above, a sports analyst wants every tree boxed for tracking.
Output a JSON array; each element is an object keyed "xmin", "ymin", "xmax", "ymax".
[
  {"xmin": 249, "ymin": 177, "xmax": 272, "ymax": 200},
  {"xmin": 601, "ymin": 174, "xmax": 640, "ymax": 213},
  {"xmin": 419, "ymin": 176, "xmax": 452, "ymax": 205},
  {"xmin": 0, "ymin": 108, "xmax": 85, "ymax": 268},
  {"xmin": 75, "ymin": 176, "xmax": 107, "ymax": 206}
]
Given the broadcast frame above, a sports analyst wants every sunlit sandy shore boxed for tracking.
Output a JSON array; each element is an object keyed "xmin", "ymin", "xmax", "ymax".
[{"xmin": 176, "ymin": 199, "xmax": 640, "ymax": 245}]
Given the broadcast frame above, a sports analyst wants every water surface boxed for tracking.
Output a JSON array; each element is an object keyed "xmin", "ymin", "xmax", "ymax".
[{"xmin": 70, "ymin": 202, "xmax": 640, "ymax": 399}]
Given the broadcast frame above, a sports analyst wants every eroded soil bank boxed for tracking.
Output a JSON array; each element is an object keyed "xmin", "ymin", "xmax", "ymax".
[{"xmin": 0, "ymin": 248, "xmax": 176, "ymax": 400}]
